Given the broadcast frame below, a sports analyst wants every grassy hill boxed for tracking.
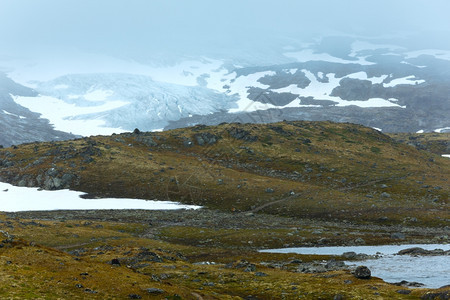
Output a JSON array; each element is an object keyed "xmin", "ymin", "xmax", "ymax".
[
  {"xmin": 1, "ymin": 121, "xmax": 448, "ymax": 226},
  {"xmin": 1, "ymin": 121, "xmax": 450, "ymax": 298}
]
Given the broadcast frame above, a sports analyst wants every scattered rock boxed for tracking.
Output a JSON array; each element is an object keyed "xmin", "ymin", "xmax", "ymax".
[
  {"xmin": 391, "ymin": 232, "xmax": 405, "ymax": 239},
  {"xmin": 354, "ymin": 237, "xmax": 365, "ymax": 245},
  {"xmin": 228, "ymin": 127, "xmax": 257, "ymax": 142},
  {"xmin": 134, "ymin": 135, "xmax": 157, "ymax": 147},
  {"xmin": 194, "ymin": 132, "xmax": 220, "ymax": 146},
  {"xmin": 128, "ymin": 294, "xmax": 142, "ymax": 299},
  {"xmin": 136, "ymin": 250, "xmax": 163, "ymax": 262},
  {"xmin": 297, "ymin": 263, "xmax": 327, "ymax": 273},
  {"xmin": 344, "ymin": 280, "xmax": 353, "ymax": 284},
  {"xmin": 421, "ymin": 291, "xmax": 450, "ymax": 300},
  {"xmin": 353, "ymin": 266, "xmax": 371, "ymax": 279},
  {"xmin": 342, "ymin": 252, "xmax": 357, "ymax": 259},
  {"xmin": 392, "ymin": 280, "xmax": 425, "ymax": 287},
  {"xmin": 147, "ymin": 288, "xmax": 165, "ymax": 294},
  {"xmin": 396, "ymin": 289, "xmax": 411, "ymax": 295},
  {"xmin": 325, "ymin": 260, "xmax": 346, "ymax": 270},
  {"xmin": 397, "ymin": 247, "xmax": 449, "ymax": 256}
]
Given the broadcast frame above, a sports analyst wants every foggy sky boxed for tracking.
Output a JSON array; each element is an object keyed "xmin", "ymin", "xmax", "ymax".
[{"xmin": 1, "ymin": 0, "xmax": 450, "ymax": 61}]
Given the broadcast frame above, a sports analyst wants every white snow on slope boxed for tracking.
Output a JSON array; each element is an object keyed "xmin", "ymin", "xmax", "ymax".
[
  {"xmin": 345, "ymin": 71, "xmax": 388, "ymax": 84},
  {"xmin": 4, "ymin": 51, "xmax": 227, "ymax": 88},
  {"xmin": 434, "ymin": 127, "xmax": 450, "ymax": 133},
  {"xmin": 225, "ymin": 69, "xmax": 404, "ymax": 113},
  {"xmin": 267, "ymin": 70, "xmax": 402, "ymax": 109},
  {"xmin": 0, "ymin": 182, "xmax": 201, "ymax": 212},
  {"xmin": 442, "ymin": 154, "xmax": 450, "ymax": 158},
  {"xmin": 350, "ymin": 41, "xmax": 404, "ymax": 57},
  {"xmin": 2, "ymin": 110, "xmax": 26, "ymax": 119},
  {"xmin": 284, "ymin": 49, "xmax": 375, "ymax": 65},
  {"xmin": 12, "ymin": 95, "xmax": 128, "ymax": 136},
  {"xmin": 227, "ymin": 71, "xmax": 276, "ymax": 113},
  {"xmin": 383, "ymin": 76, "xmax": 425, "ymax": 87}
]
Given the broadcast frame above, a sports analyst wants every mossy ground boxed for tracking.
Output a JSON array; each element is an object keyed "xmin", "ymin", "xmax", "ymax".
[
  {"xmin": 1, "ymin": 121, "xmax": 448, "ymax": 227},
  {"xmin": 1, "ymin": 212, "xmax": 445, "ymax": 299},
  {"xmin": 0, "ymin": 121, "xmax": 449, "ymax": 298}
]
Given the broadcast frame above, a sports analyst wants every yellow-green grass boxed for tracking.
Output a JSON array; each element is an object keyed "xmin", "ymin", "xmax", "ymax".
[{"xmin": 1, "ymin": 121, "xmax": 448, "ymax": 226}]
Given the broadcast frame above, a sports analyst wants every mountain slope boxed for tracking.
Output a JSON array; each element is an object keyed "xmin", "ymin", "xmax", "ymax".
[
  {"xmin": 0, "ymin": 73, "xmax": 77, "ymax": 147},
  {"xmin": 4, "ymin": 39, "xmax": 450, "ymax": 140},
  {"xmin": 1, "ymin": 121, "xmax": 448, "ymax": 226}
]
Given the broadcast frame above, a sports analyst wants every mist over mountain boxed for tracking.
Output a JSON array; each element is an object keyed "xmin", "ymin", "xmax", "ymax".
[
  {"xmin": 1, "ymin": 0, "xmax": 449, "ymax": 144},
  {"xmin": 2, "ymin": 0, "xmax": 450, "ymax": 61}
]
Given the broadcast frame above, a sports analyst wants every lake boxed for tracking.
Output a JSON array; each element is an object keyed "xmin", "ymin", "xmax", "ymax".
[{"xmin": 260, "ymin": 244, "xmax": 450, "ymax": 288}]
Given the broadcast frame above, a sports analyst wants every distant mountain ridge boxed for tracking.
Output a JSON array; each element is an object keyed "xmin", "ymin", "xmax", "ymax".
[{"xmin": 1, "ymin": 38, "xmax": 450, "ymax": 145}]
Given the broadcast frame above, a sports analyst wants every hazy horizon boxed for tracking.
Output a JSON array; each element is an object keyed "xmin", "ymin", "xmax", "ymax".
[{"xmin": 1, "ymin": 0, "xmax": 450, "ymax": 63}]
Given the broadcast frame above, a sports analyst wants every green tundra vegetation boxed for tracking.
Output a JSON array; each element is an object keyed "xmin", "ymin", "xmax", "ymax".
[{"xmin": 0, "ymin": 121, "xmax": 448, "ymax": 299}]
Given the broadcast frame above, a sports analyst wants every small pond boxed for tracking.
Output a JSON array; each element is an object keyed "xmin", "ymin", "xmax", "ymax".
[{"xmin": 260, "ymin": 244, "xmax": 450, "ymax": 288}]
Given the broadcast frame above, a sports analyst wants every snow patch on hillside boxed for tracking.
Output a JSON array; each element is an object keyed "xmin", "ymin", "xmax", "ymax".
[
  {"xmin": 2, "ymin": 110, "xmax": 26, "ymax": 119},
  {"xmin": 12, "ymin": 95, "xmax": 128, "ymax": 136},
  {"xmin": 284, "ymin": 49, "xmax": 375, "ymax": 65},
  {"xmin": 0, "ymin": 182, "xmax": 201, "ymax": 212},
  {"xmin": 346, "ymin": 71, "xmax": 388, "ymax": 84},
  {"xmin": 227, "ymin": 71, "xmax": 275, "ymax": 113},
  {"xmin": 383, "ymin": 76, "xmax": 425, "ymax": 87}
]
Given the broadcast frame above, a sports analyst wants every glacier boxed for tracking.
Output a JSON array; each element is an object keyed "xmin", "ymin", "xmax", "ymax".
[{"xmin": 15, "ymin": 73, "xmax": 238, "ymax": 135}]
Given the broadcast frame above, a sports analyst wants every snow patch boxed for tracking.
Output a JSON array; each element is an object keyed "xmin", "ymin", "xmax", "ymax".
[
  {"xmin": 2, "ymin": 109, "xmax": 26, "ymax": 119},
  {"xmin": 12, "ymin": 95, "xmax": 128, "ymax": 136},
  {"xmin": 434, "ymin": 127, "xmax": 450, "ymax": 133},
  {"xmin": 284, "ymin": 68, "xmax": 298, "ymax": 75},
  {"xmin": 284, "ymin": 49, "xmax": 375, "ymax": 65},
  {"xmin": 345, "ymin": 72, "xmax": 388, "ymax": 84},
  {"xmin": 401, "ymin": 61, "xmax": 427, "ymax": 68},
  {"xmin": 227, "ymin": 71, "xmax": 276, "ymax": 113},
  {"xmin": 0, "ymin": 182, "xmax": 200, "ymax": 212},
  {"xmin": 271, "ymin": 70, "xmax": 403, "ymax": 109},
  {"xmin": 383, "ymin": 76, "xmax": 425, "ymax": 88}
]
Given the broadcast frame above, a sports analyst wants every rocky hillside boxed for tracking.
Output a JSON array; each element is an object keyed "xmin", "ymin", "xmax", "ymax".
[
  {"xmin": 388, "ymin": 132, "xmax": 450, "ymax": 156},
  {"xmin": 1, "ymin": 121, "xmax": 448, "ymax": 226}
]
